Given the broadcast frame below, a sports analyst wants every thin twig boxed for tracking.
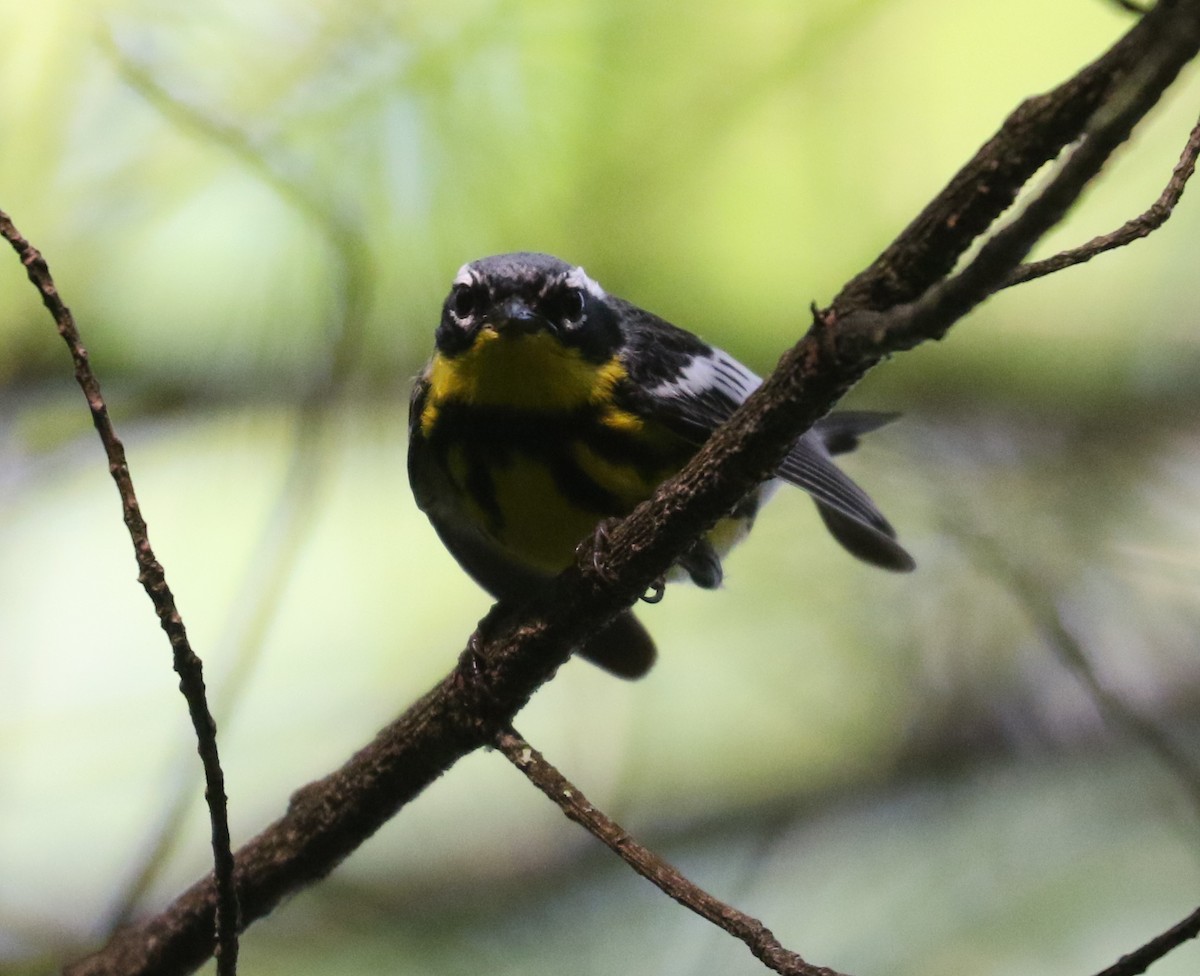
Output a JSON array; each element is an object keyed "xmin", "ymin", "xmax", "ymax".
[
  {"xmin": 493, "ymin": 727, "xmax": 844, "ymax": 976},
  {"xmin": 1005, "ymin": 111, "xmax": 1200, "ymax": 287},
  {"xmin": 829, "ymin": 3, "xmax": 1165, "ymax": 316},
  {"xmin": 831, "ymin": 23, "xmax": 1200, "ymax": 358},
  {"xmin": 0, "ymin": 212, "xmax": 241, "ymax": 975},
  {"xmin": 1092, "ymin": 904, "xmax": 1200, "ymax": 976},
  {"xmin": 1108, "ymin": 0, "xmax": 1150, "ymax": 14}
]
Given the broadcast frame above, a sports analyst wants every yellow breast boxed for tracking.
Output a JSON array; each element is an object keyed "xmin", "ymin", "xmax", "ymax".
[{"xmin": 417, "ymin": 329, "xmax": 754, "ymax": 581}]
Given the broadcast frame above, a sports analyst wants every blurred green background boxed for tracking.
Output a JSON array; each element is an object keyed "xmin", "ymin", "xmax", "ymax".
[{"xmin": 2, "ymin": 0, "xmax": 1199, "ymax": 974}]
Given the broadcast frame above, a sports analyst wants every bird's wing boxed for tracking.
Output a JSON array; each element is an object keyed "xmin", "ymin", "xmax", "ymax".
[{"xmin": 616, "ymin": 305, "xmax": 912, "ymax": 570}]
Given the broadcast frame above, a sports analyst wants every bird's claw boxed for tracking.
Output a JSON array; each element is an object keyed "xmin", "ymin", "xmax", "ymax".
[
  {"xmin": 579, "ymin": 517, "xmax": 624, "ymax": 583},
  {"xmin": 640, "ymin": 577, "xmax": 666, "ymax": 604}
]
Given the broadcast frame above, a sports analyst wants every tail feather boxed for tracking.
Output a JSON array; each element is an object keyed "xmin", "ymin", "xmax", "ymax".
[
  {"xmin": 779, "ymin": 411, "xmax": 914, "ymax": 573},
  {"xmin": 814, "ymin": 411, "xmax": 900, "ymax": 456},
  {"xmin": 816, "ymin": 504, "xmax": 915, "ymax": 572},
  {"xmin": 575, "ymin": 610, "xmax": 657, "ymax": 679}
]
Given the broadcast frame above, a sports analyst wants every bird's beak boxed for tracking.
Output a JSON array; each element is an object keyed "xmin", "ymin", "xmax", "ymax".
[{"xmin": 485, "ymin": 297, "xmax": 546, "ymax": 336}]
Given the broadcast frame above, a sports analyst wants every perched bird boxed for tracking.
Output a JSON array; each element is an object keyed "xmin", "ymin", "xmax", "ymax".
[{"xmin": 408, "ymin": 252, "xmax": 913, "ymax": 679}]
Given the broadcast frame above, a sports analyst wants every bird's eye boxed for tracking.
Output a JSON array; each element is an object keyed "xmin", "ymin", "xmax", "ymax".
[
  {"xmin": 551, "ymin": 287, "xmax": 586, "ymax": 326},
  {"xmin": 451, "ymin": 284, "xmax": 480, "ymax": 320}
]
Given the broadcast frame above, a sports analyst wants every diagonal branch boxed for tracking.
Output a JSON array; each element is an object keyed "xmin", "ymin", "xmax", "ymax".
[
  {"xmin": 494, "ymin": 727, "xmax": 843, "ymax": 976},
  {"xmin": 54, "ymin": 2, "xmax": 1200, "ymax": 974},
  {"xmin": 828, "ymin": 17, "xmax": 1200, "ymax": 357},
  {"xmin": 1092, "ymin": 905, "xmax": 1200, "ymax": 976},
  {"xmin": 828, "ymin": 0, "xmax": 1170, "ymax": 316}
]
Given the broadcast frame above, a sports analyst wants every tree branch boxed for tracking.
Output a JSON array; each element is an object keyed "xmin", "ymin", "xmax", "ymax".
[
  {"xmin": 829, "ymin": 14, "xmax": 1200, "ymax": 356},
  {"xmin": 829, "ymin": 0, "xmax": 1179, "ymax": 315},
  {"xmin": 0, "ymin": 213, "xmax": 241, "ymax": 975},
  {"xmin": 51, "ymin": 1, "xmax": 1200, "ymax": 974},
  {"xmin": 1004, "ymin": 110, "xmax": 1200, "ymax": 287},
  {"xmin": 1092, "ymin": 905, "xmax": 1200, "ymax": 976}
]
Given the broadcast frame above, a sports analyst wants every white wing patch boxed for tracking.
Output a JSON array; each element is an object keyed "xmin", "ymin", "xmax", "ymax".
[{"xmin": 649, "ymin": 347, "xmax": 762, "ymax": 404}]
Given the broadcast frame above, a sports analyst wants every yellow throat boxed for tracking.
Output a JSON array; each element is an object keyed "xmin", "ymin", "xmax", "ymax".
[{"xmin": 424, "ymin": 328, "xmax": 632, "ymax": 421}]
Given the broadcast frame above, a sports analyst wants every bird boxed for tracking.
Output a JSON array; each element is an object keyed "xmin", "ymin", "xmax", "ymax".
[{"xmin": 408, "ymin": 252, "xmax": 913, "ymax": 679}]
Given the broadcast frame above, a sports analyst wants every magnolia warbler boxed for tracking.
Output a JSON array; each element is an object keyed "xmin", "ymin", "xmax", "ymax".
[{"xmin": 408, "ymin": 252, "xmax": 913, "ymax": 678}]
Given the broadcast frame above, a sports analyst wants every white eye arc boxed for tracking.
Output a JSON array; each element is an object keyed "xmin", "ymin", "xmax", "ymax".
[
  {"xmin": 564, "ymin": 265, "xmax": 606, "ymax": 300},
  {"xmin": 450, "ymin": 283, "xmax": 482, "ymax": 321},
  {"xmin": 562, "ymin": 287, "xmax": 586, "ymax": 325}
]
